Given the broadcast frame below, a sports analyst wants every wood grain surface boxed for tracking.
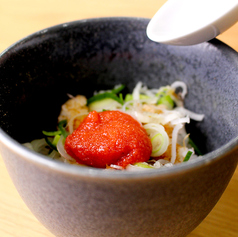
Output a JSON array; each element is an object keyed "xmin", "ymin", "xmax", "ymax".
[{"xmin": 0, "ymin": 1, "xmax": 238, "ymax": 236}]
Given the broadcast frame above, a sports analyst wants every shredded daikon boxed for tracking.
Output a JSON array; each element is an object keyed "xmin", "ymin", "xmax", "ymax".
[
  {"xmin": 170, "ymin": 116, "xmax": 190, "ymax": 125},
  {"xmin": 132, "ymin": 81, "xmax": 143, "ymax": 100},
  {"xmin": 171, "ymin": 123, "xmax": 183, "ymax": 164},
  {"xmin": 175, "ymin": 107, "xmax": 204, "ymax": 121}
]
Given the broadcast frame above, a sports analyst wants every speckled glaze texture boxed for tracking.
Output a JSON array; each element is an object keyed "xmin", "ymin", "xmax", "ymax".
[{"xmin": 0, "ymin": 18, "xmax": 238, "ymax": 237}]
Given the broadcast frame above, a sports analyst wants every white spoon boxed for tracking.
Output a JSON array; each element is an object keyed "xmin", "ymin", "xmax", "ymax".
[{"xmin": 146, "ymin": 0, "xmax": 238, "ymax": 46}]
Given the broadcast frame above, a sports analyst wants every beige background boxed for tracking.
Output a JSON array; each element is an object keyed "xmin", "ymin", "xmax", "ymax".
[{"xmin": 0, "ymin": 0, "xmax": 238, "ymax": 236}]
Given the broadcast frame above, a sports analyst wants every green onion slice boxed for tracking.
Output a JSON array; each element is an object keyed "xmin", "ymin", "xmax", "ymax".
[
  {"xmin": 42, "ymin": 130, "xmax": 62, "ymax": 136},
  {"xmin": 111, "ymin": 84, "xmax": 125, "ymax": 94},
  {"xmin": 52, "ymin": 134, "xmax": 61, "ymax": 146},
  {"xmin": 58, "ymin": 119, "xmax": 67, "ymax": 127},
  {"xmin": 151, "ymin": 133, "xmax": 163, "ymax": 155},
  {"xmin": 134, "ymin": 162, "xmax": 154, "ymax": 168},
  {"xmin": 45, "ymin": 137, "xmax": 57, "ymax": 151},
  {"xmin": 119, "ymin": 93, "xmax": 123, "ymax": 102},
  {"xmin": 58, "ymin": 120, "xmax": 68, "ymax": 139},
  {"xmin": 188, "ymin": 138, "xmax": 202, "ymax": 155},
  {"xmin": 183, "ymin": 151, "xmax": 193, "ymax": 162},
  {"xmin": 157, "ymin": 95, "xmax": 174, "ymax": 109}
]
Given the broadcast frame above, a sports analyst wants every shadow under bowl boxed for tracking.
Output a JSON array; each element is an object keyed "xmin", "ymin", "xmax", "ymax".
[{"xmin": 0, "ymin": 17, "xmax": 238, "ymax": 237}]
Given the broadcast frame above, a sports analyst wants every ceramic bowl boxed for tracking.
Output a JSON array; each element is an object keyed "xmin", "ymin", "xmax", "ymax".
[{"xmin": 0, "ymin": 17, "xmax": 238, "ymax": 237}]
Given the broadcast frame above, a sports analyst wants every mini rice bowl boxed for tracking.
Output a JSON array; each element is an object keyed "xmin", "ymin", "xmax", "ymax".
[{"xmin": 0, "ymin": 17, "xmax": 238, "ymax": 237}]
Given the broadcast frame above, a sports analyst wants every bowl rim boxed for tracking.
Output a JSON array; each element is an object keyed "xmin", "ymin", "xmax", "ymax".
[{"xmin": 0, "ymin": 17, "xmax": 238, "ymax": 179}]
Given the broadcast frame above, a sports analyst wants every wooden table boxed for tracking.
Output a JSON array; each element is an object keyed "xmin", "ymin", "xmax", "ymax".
[{"xmin": 0, "ymin": 1, "xmax": 238, "ymax": 236}]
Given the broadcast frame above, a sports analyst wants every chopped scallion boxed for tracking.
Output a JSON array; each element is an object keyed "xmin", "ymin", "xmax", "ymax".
[
  {"xmin": 188, "ymin": 138, "xmax": 202, "ymax": 155},
  {"xmin": 134, "ymin": 162, "xmax": 154, "ymax": 168},
  {"xmin": 157, "ymin": 95, "xmax": 174, "ymax": 109},
  {"xmin": 42, "ymin": 130, "xmax": 62, "ymax": 136},
  {"xmin": 183, "ymin": 151, "xmax": 193, "ymax": 162},
  {"xmin": 58, "ymin": 119, "xmax": 67, "ymax": 127},
  {"xmin": 156, "ymin": 87, "xmax": 169, "ymax": 97},
  {"xmin": 52, "ymin": 134, "xmax": 61, "ymax": 146},
  {"xmin": 45, "ymin": 137, "xmax": 57, "ymax": 151},
  {"xmin": 119, "ymin": 93, "xmax": 123, "ymax": 102},
  {"xmin": 111, "ymin": 84, "xmax": 125, "ymax": 94},
  {"xmin": 151, "ymin": 133, "xmax": 163, "ymax": 154},
  {"xmin": 58, "ymin": 120, "xmax": 68, "ymax": 139}
]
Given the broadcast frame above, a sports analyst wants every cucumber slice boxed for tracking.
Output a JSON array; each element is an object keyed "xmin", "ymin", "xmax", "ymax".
[
  {"xmin": 87, "ymin": 92, "xmax": 123, "ymax": 106},
  {"xmin": 89, "ymin": 98, "xmax": 122, "ymax": 112}
]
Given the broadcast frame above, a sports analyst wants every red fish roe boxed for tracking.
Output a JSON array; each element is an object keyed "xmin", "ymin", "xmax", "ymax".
[{"xmin": 64, "ymin": 110, "xmax": 152, "ymax": 168}]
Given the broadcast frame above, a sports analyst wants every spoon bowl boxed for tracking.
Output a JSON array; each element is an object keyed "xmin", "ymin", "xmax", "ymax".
[{"xmin": 147, "ymin": 0, "xmax": 238, "ymax": 45}]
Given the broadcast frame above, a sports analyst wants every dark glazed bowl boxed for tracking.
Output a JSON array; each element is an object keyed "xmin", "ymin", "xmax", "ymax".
[{"xmin": 0, "ymin": 17, "xmax": 238, "ymax": 237}]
